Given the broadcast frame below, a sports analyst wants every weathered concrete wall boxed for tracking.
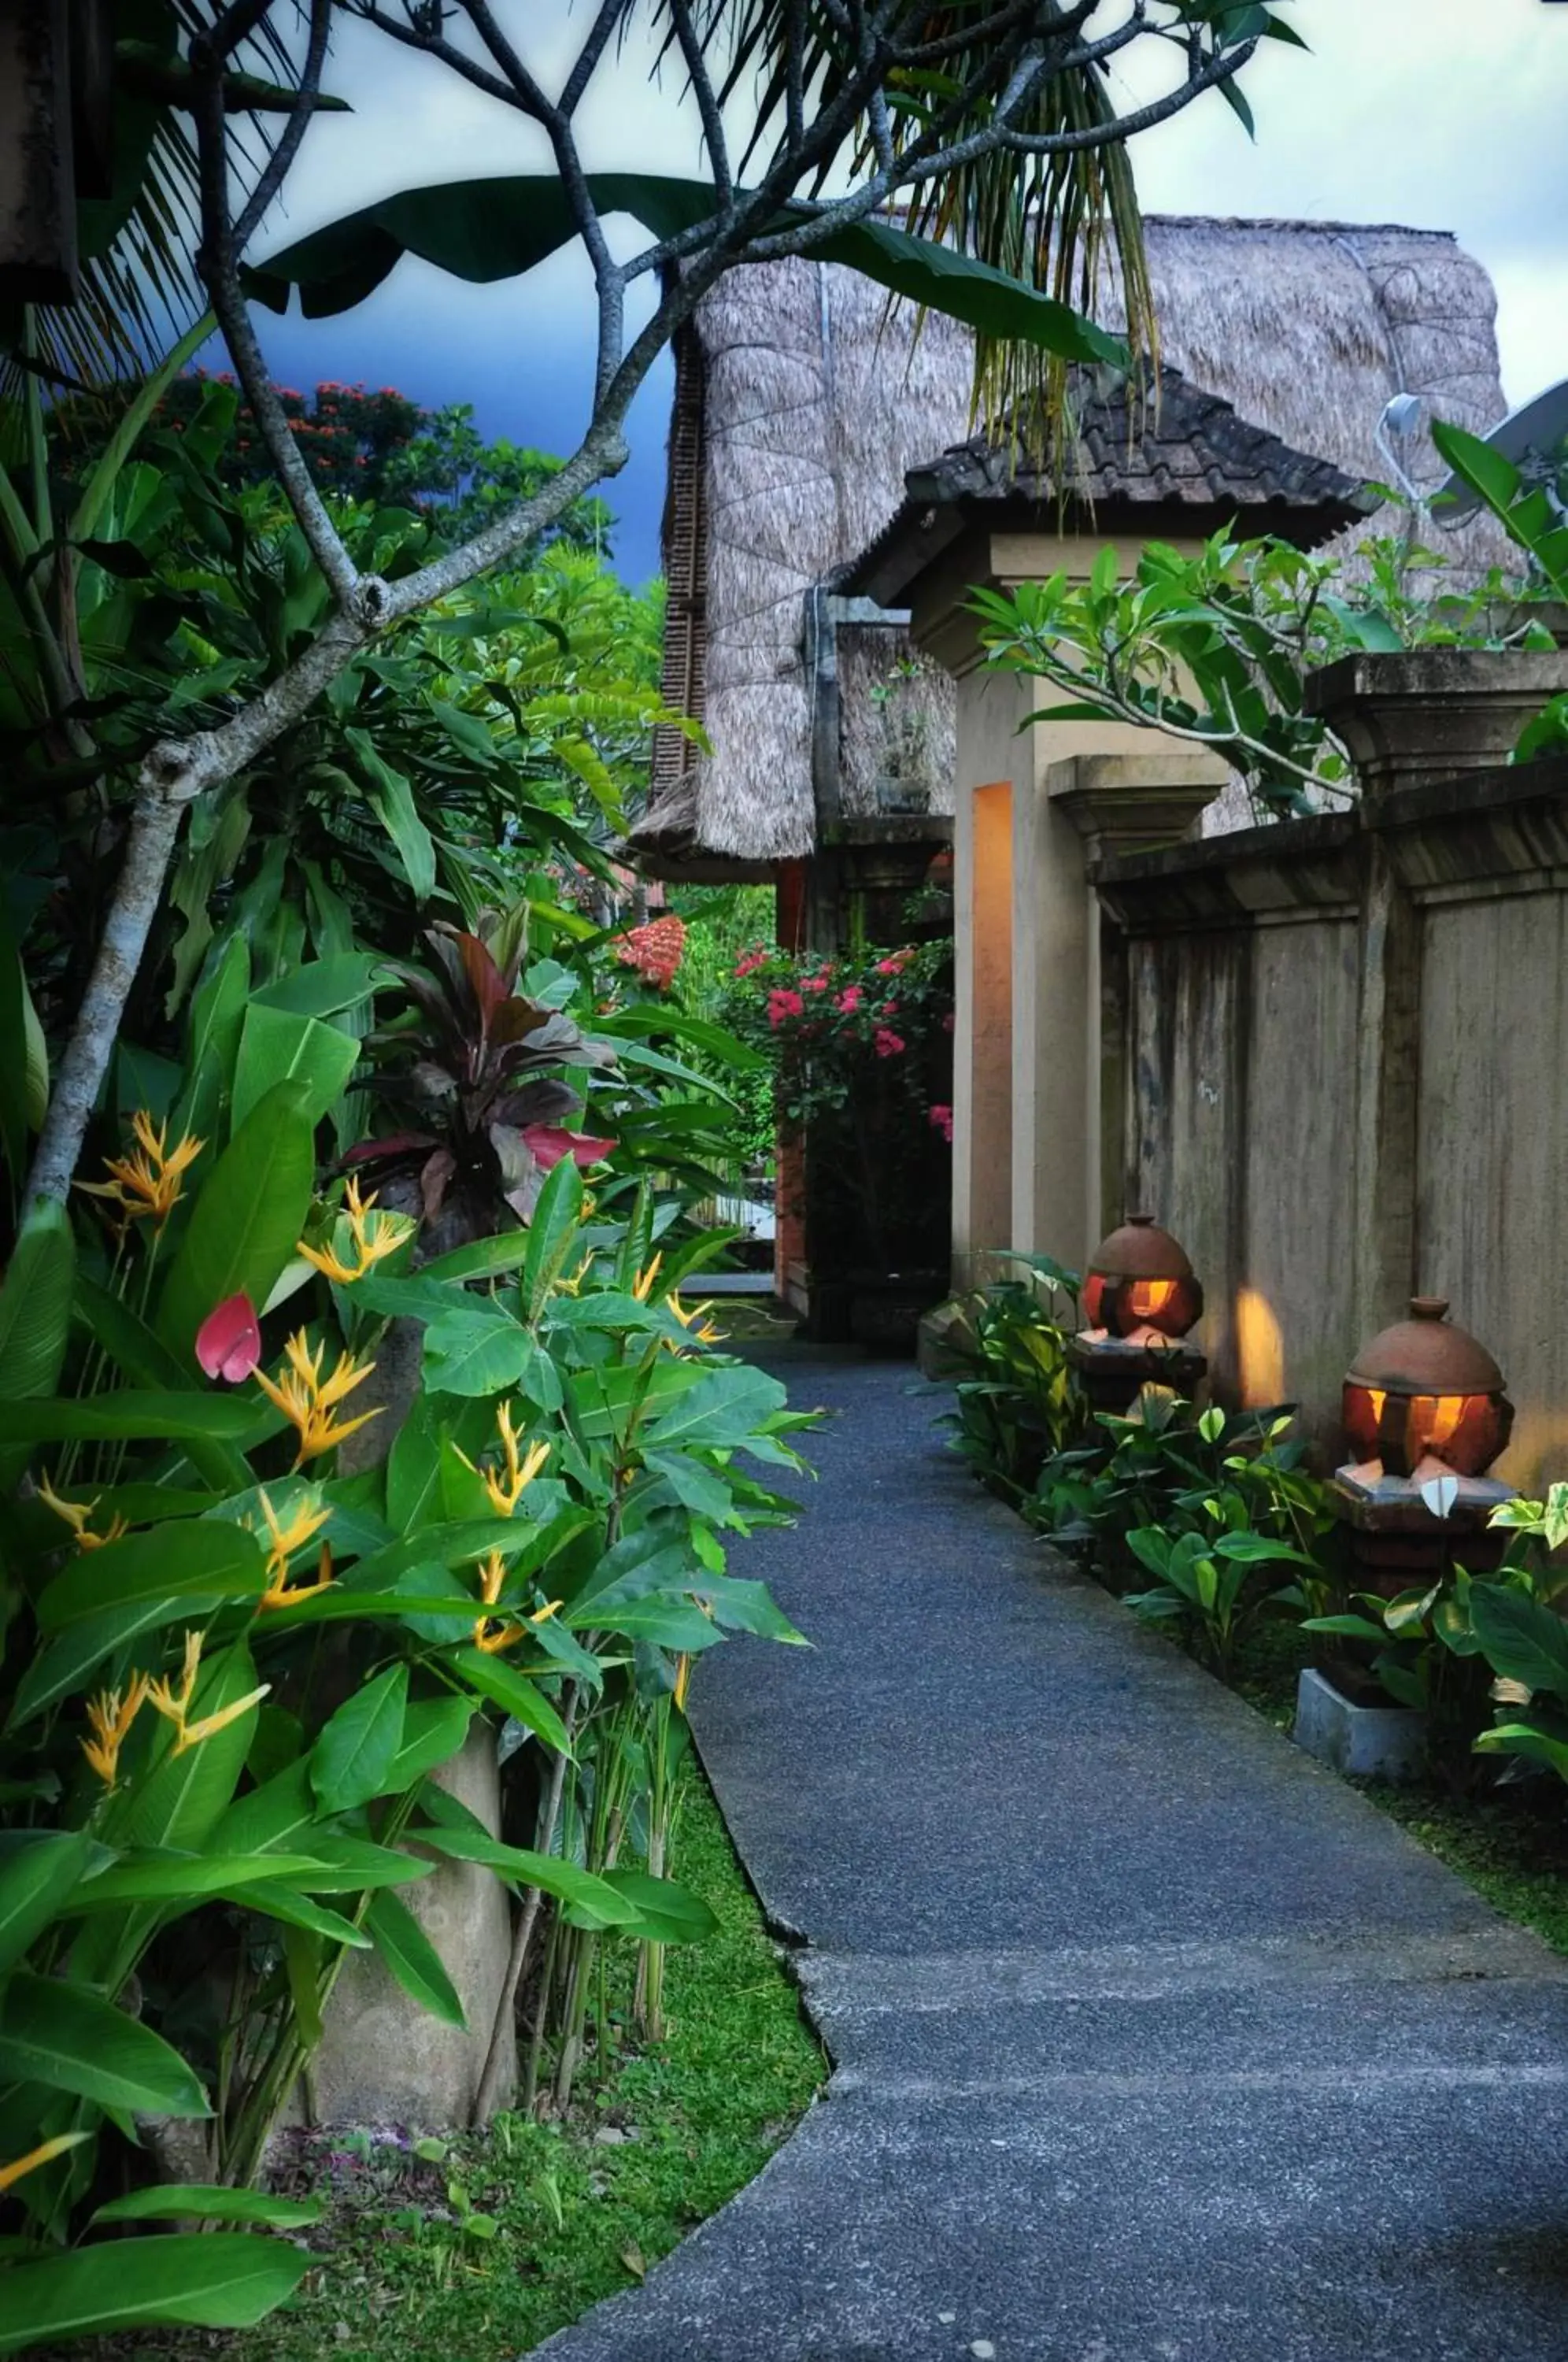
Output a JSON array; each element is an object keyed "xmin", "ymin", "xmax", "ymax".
[{"xmin": 1097, "ymin": 704, "xmax": 1568, "ymax": 1491}]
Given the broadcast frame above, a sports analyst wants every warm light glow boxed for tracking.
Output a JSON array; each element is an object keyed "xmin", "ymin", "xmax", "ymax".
[
  {"xmin": 1130, "ymin": 1279, "xmax": 1178, "ymax": 1320},
  {"xmin": 1235, "ymin": 1287, "xmax": 1284, "ymax": 1409},
  {"xmin": 1422, "ymin": 1394, "xmax": 1467, "ymax": 1451},
  {"xmin": 1364, "ymin": 1387, "xmax": 1386, "ymax": 1427}
]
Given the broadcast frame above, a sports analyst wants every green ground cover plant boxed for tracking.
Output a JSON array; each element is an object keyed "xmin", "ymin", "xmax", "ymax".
[{"xmin": 61, "ymin": 1767, "xmax": 823, "ymax": 2362}]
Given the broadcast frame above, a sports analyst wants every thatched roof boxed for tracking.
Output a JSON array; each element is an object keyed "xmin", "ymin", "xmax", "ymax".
[
  {"xmin": 844, "ymin": 361, "xmax": 1374, "ymax": 608},
  {"xmin": 635, "ymin": 216, "xmax": 1509, "ymax": 872}
]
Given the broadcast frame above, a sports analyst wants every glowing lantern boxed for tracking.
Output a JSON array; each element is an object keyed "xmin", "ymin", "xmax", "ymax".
[
  {"xmin": 1082, "ymin": 1214, "xmax": 1203, "ymax": 1344},
  {"xmin": 1341, "ymin": 1296, "xmax": 1512, "ymax": 1479},
  {"xmin": 1069, "ymin": 1212, "xmax": 1206, "ymax": 1412},
  {"xmin": 1330, "ymin": 1294, "xmax": 1517, "ymax": 1598}
]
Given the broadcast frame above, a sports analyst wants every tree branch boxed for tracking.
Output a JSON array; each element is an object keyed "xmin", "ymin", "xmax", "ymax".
[
  {"xmin": 190, "ymin": 29, "xmax": 364, "ymax": 613},
  {"xmin": 231, "ymin": 0, "xmax": 335, "ymax": 252}
]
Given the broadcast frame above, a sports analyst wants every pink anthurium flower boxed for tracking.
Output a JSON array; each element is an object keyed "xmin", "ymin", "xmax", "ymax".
[
  {"xmin": 521, "ymin": 1125, "xmax": 617, "ymax": 1173},
  {"xmin": 196, "ymin": 1292, "xmax": 262, "ymax": 1383}
]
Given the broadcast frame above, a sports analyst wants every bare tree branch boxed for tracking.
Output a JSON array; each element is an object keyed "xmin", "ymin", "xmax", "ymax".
[
  {"xmin": 231, "ymin": 0, "xmax": 335, "ymax": 252},
  {"xmin": 190, "ymin": 29, "xmax": 364, "ymax": 610}
]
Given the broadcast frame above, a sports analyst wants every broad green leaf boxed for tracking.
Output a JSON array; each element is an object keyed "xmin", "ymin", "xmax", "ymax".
[
  {"xmin": 448, "ymin": 1647, "xmax": 572, "ymax": 1753},
  {"xmin": 687, "ymin": 1574, "xmax": 809, "ymax": 1646},
  {"xmin": 1470, "ymin": 1583, "xmax": 1568, "ymax": 1699},
  {"xmin": 642, "ymin": 1363, "xmax": 790, "ymax": 1453},
  {"xmin": 420, "ymin": 1232, "xmax": 532, "ymax": 1284},
  {"xmin": 252, "ymin": 954, "xmax": 383, "ymax": 1018},
  {"xmin": 520, "ymin": 1154, "xmax": 582, "ymax": 1320},
  {"xmin": 231, "ymin": 1005, "xmax": 361, "ymax": 1131},
  {"xmin": 0, "ymin": 1970, "xmax": 210, "ymax": 2115},
  {"xmin": 642, "ymin": 1449, "xmax": 735, "ymax": 1523},
  {"xmin": 590, "ymin": 1005, "xmax": 766, "ymax": 1072},
  {"xmin": 37, "ymin": 1521, "xmax": 266, "ymax": 1630},
  {"xmin": 67, "ymin": 1852, "xmax": 331, "ymax": 1910},
  {"xmin": 9, "ymin": 1598, "xmax": 194, "ymax": 1727},
  {"xmin": 291, "ymin": 1834, "xmax": 433, "ymax": 1893},
  {"xmin": 0, "ymin": 2234, "xmax": 309, "ymax": 2353},
  {"xmin": 364, "ymin": 1887, "xmax": 465, "ymax": 2027},
  {"xmin": 0, "ymin": 1831, "xmax": 90, "ymax": 1972},
  {"xmin": 0, "ymin": 1389, "xmax": 264, "ymax": 1444},
  {"xmin": 172, "ymin": 929, "xmax": 250, "ymax": 1149},
  {"xmin": 414, "ymin": 1823, "xmax": 637, "ymax": 1923},
  {"xmin": 92, "ymin": 2186, "xmax": 324, "ymax": 2230},
  {"xmin": 346, "ymin": 726, "xmax": 437, "ymax": 900},
  {"xmin": 230, "ymin": 1884, "xmax": 372, "ymax": 1949},
  {"xmin": 578, "ymin": 1866, "xmax": 716, "ymax": 1945},
  {"xmin": 156, "ymin": 1079, "xmax": 318, "ymax": 1361},
  {"xmin": 422, "ymin": 1305, "xmax": 538, "ymax": 1396},
  {"xmin": 247, "ymin": 173, "xmax": 1124, "ymax": 366},
  {"xmin": 384, "ymin": 1696, "xmax": 473, "ymax": 1792},
  {"xmin": 582, "ymin": 1597, "xmax": 725, "ymax": 1651},
  {"xmin": 310, "ymin": 1664, "xmax": 409, "ymax": 1813},
  {"xmin": 0, "ymin": 1198, "xmax": 74, "ymax": 1413}
]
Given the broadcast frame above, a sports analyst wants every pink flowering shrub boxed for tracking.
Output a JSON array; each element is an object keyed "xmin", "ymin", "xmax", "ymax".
[{"xmin": 721, "ymin": 936, "xmax": 952, "ymax": 1134}]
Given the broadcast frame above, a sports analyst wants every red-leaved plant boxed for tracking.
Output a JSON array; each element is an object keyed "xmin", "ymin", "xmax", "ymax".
[{"xmin": 352, "ymin": 912, "xmax": 616, "ymax": 1237}]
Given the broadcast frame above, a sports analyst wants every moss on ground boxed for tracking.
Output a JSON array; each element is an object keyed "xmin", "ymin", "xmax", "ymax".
[{"xmin": 87, "ymin": 1770, "xmax": 823, "ymax": 2362}]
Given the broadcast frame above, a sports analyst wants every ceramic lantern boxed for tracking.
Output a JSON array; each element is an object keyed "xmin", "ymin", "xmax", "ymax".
[
  {"xmin": 1068, "ymin": 1212, "xmax": 1206, "ymax": 1413},
  {"xmin": 1332, "ymin": 1295, "xmax": 1516, "ymax": 1588}
]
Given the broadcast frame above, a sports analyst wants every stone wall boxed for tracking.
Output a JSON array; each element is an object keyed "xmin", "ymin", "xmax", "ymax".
[{"xmin": 1094, "ymin": 698, "xmax": 1568, "ymax": 1492}]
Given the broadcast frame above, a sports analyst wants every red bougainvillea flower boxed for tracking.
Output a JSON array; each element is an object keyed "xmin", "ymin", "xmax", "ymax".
[
  {"xmin": 733, "ymin": 945, "xmax": 771, "ymax": 979},
  {"xmin": 522, "ymin": 1125, "xmax": 617, "ymax": 1172},
  {"xmin": 875, "ymin": 953, "xmax": 911, "ymax": 976},
  {"xmin": 612, "ymin": 915, "xmax": 686, "ymax": 989},
  {"xmin": 835, "ymin": 986, "xmax": 862, "ymax": 1014},
  {"xmin": 767, "ymin": 987, "xmax": 805, "ymax": 1028},
  {"xmin": 928, "ymin": 1103, "xmax": 955, "ymax": 1143},
  {"xmin": 874, "ymin": 1028, "xmax": 906, "ymax": 1059},
  {"xmin": 196, "ymin": 1293, "xmax": 263, "ymax": 1383}
]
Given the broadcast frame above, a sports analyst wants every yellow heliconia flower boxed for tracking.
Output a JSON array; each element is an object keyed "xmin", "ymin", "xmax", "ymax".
[
  {"xmin": 38, "ymin": 1473, "xmax": 128, "ymax": 1553},
  {"xmin": 297, "ymin": 1176, "xmax": 415, "ymax": 1287},
  {"xmin": 254, "ymin": 1330, "xmax": 380, "ymax": 1467},
  {"xmin": 0, "ymin": 2132, "xmax": 92, "ymax": 2195},
  {"xmin": 146, "ymin": 1630, "xmax": 268, "ymax": 1757},
  {"xmin": 457, "ymin": 1401, "xmax": 549, "ymax": 1517},
  {"xmin": 553, "ymin": 1249, "xmax": 597, "ymax": 1299},
  {"xmin": 81, "ymin": 1672, "xmax": 152, "ymax": 1790},
  {"xmin": 251, "ymin": 1488, "xmax": 336, "ymax": 1612},
  {"xmin": 470, "ymin": 1549, "xmax": 564, "ymax": 1656},
  {"xmin": 630, "ymin": 1251, "xmax": 664, "ymax": 1304},
  {"xmin": 664, "ymin": 1292, "xmax": 723, "ymax": 1349},
  {"xmin": 78, "ymin": 1109, "xmax": 203, "ymax": 1231}
]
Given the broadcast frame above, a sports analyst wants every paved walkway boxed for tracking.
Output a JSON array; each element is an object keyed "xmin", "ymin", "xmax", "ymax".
[{"xmin": 539, "ymin": 1355, "xmax": 1568, "ymax": 2361}]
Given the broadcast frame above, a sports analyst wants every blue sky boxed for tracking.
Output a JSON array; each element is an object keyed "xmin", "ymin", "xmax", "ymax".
[{"xmin": 240, "ymin": 2, "xmax": 1568, "ymax": 585}]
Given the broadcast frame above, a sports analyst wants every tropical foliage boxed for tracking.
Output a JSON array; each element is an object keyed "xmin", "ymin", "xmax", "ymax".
[
  {"xmin": 0, "ymin": 968, "xmax": 811, "ymax": 2342},
  {"xmin": 972, "ymin": 525, "xmax": 1557, "ymax": 820}
]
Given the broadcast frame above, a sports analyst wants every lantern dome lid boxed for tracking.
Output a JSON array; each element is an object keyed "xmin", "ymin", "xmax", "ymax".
[
  {"xmin": 1346, "ymin": 1296, "xmax": 1504, "ymax": 1398},
  {"xmin": 1087, "ymin": 1212, "xmax": 1193, "ymax": 1281}
]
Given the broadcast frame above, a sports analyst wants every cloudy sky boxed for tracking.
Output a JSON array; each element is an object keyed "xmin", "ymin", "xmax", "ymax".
[{"xmin": 246, "ymin": 2, "xmax": 1568, "ymax": 581}]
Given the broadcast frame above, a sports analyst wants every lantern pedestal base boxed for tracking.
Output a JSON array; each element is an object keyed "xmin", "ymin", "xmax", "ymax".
[
  {"xmin": 1067, "ymin": 1334, "xmax": 1207, "ymax": 1416},
  {"xmin": 1329, "ymin": 1464, "xmax": 1514, "ymax": 1594},
  {"xmin": 1293, "ymin": 1667, "xmax": 1426, "ymax": 1783}
]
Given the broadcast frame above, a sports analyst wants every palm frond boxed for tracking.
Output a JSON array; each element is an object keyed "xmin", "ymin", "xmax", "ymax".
[
  {"xmin": 10, "ymin": 0, "xmax": 305, "ymax": 391},
  {"xmin": 653, "ymin": 2, "xmax": 1156, "ymax": 441}
]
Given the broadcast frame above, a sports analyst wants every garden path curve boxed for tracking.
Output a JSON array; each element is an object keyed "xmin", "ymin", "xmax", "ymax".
[{"xmin": 535, "ymin": 1352, "xmax": 1568, "ymax": 2362}]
